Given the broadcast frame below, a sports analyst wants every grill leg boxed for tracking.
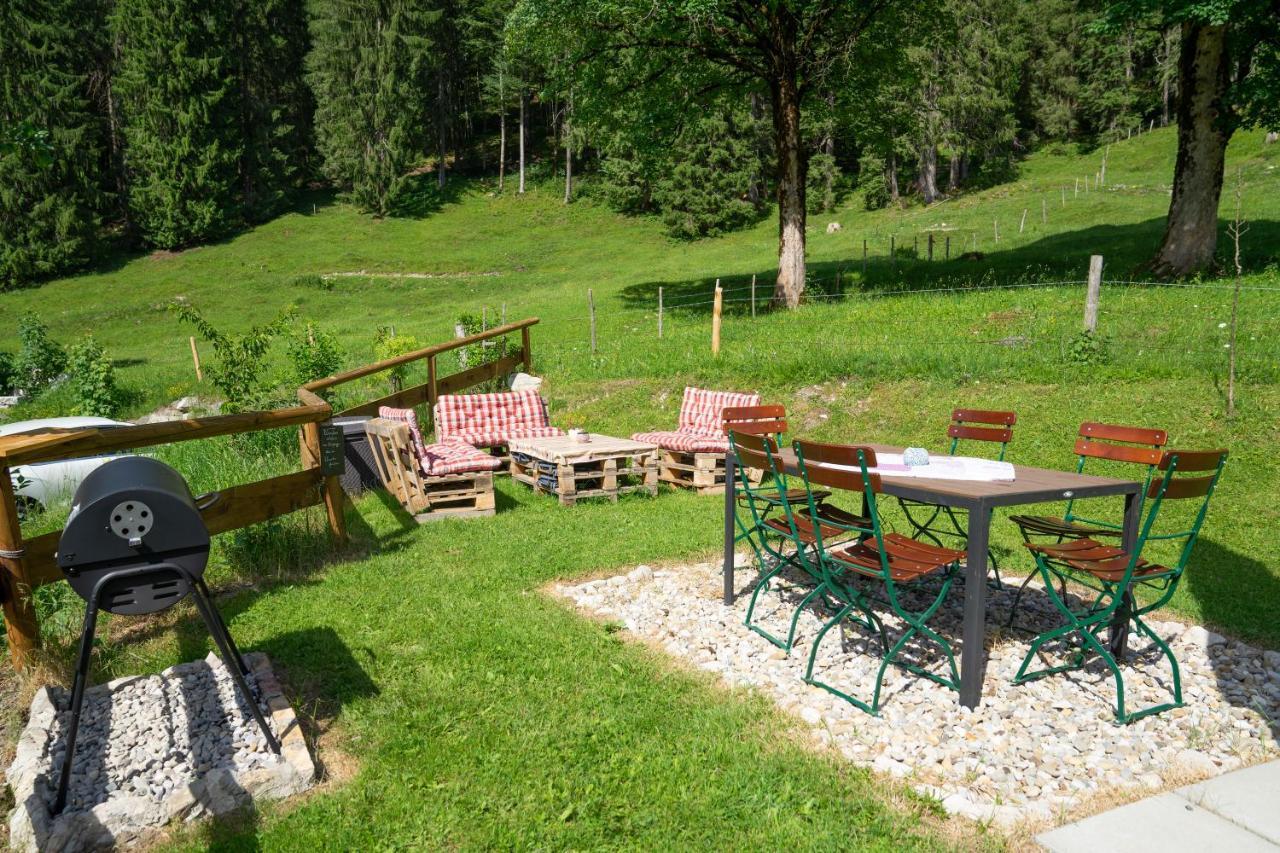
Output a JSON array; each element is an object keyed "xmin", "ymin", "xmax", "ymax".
[
  {"xmin": 187, "ymin": 582, "xmax": 282, "ymax": 755},
  {"xmin": 194, "ymin": 578, "xmax": 250, "ymax": 675},
  {"xmin": 53, "ymin": 598, "xmax": 101, "ymax": 815}
]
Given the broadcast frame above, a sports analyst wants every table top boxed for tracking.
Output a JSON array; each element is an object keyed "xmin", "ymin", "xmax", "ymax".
[
  {"xmin": 774, "ymin": 444, "xmax": 1141, "ymax": 508},
  {"xmin": 509, "ymin": 433, "xmax": 657, "ymax": 463}
]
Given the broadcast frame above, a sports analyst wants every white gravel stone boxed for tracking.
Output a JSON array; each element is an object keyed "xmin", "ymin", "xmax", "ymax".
[{"xmin": 559, "ymin": 560, "xmax": 1280, "ymax": 827}]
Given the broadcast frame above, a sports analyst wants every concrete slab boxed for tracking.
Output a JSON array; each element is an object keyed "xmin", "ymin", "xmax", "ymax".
[
  {"xmin": 1037, "ymin": 792, "xmax": 1276, "ymax": 853},
  {"xmin": 1178, "ymin": 761, "xmax": 1280, "ymax": 845}
]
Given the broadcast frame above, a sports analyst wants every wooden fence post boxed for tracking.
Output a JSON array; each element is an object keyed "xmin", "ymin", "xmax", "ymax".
[
  {"xmin": 0, "ymin": 467, "xmax": 38, "ymax": 671},
  {"xmin": 1075, "ymin": 178, "xmax": 1079, "ymax": 197},
  {"xmin": 427, "ymin": 353, "xmax": 438, "ymax": 404},
  {"xmin": 890, "ymin": 235, "xmax": 896, "ymax": 270},
  {"xmin": 189, "ymin": 337, "xmax": 203, "ymax": 382},
  {"xmin": 913, "ymin": 235, "xmax": 918, "ymax": 257},
  {"xmin": 927, "ymin": 232, "xmax": 934, "ymax": 261},
  {"xmin": 945, "ymin": 235, "xmax": 951, "ymax": 260},
  {"xmin": 862, "ymin": 239, "xmax": 868, "ymax": 275},
  {"xmin": 588, "ymin": 288, "xmax": 596, "ymax": 353},
  {"xmin": 993, "ymin": 219, "xmax": 999, "ymax": 242},
  {"xmin": 658, "ymin": 286, "xmax": 664, "ymax": 339},
  {"xmin": 521, "ymin": 327, "xmax": 532, "ymax": 372},
  {"xmin": 1085, "ymin": 255, "xmax": 1104, "ymax": 333},
  {"xmin": 1061, "ymin": 187, "xmax": 1066, "ymax": 207},
  {"xmin": 301, "ymin": 422, "xmax": 348, "ymax": 546},
  {"xmin": 711, "ymin": 281, "xmax": 723, "ymax": 356},
  {"xmin": 750, "ymin": 274, "xmax": 757, "ymax": 318},
  {"xmin": 1042, "ymin": 198, "xmax": 1047, "ymax": 224},
  {"xmin": 1019, "ymin": 209, "xmax": 1027, "ymax": 234}
]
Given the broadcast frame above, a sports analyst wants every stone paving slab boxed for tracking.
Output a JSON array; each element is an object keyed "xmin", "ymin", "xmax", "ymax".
[
  {"xmin": 1037, "ymin": 791, "xmax": 1277, "ymax": 852},
  {"xmin": 1176, "ymin": 760, "xmax": 1280, "ymax": 845}
]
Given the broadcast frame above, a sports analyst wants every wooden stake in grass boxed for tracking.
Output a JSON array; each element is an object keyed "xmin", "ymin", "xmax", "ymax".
[
  {"xmin": 189, "ymin": 336, "xmax": 203, "ymax": 382},
  {"xmin": 890, "ymin": 235, "xmax": 896, "ymax": 270},
  {"xmin": 927, "ymin": 232, "xmax": 934, "ymax": 261},
  {"xmin": 1100, "ymin": 145, "xmax": 1109, "ymax": 186},
  {"xmin": 1084, "ymin": 255, "xmax": 1103, "ymax": 333},
  {"xmin": 1042, "ymin": 198, "xmax": 1047, "ymax": 224},
  {"xmin": 1062, "ymin": 187, "xmax": 1066, "ymax": 207},
  {"xmin": 945, "ymin": 234, "xmax": 951, "ymax": 260},
  {"xmin": 711, "ymin": 280, "xmax": 723, "ymax": 356},
  {"xmin": 588, "ymin": 288, "xmax": 596, "ymax": 353},
  {"xmin": 1227, "ymin": 167, "xmax": 1247, "ymax": 416},
  {"xmin": 1019, "ymin": 209, "xmax": 1027, "ymax": 234},
  {"xmin": 1075, "ymin": 178, "xmax": 1079, "ymax": 197},
  {"xmin": 750, "ymin": 274, "xmax": 757, "ymax": 318},
  {"xmin": 658, "ymin": 286, "xmax": 664, "ymax": 339},
  {"xmin": 993, "ymin": 218, "xmax": 999, "ymax": 242},
  {"xmin": 862, "ymin": 239, "xmax": 868, "ymax": 276}
]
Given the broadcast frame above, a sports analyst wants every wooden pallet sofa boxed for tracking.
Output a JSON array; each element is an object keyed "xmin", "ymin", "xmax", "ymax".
[
  {"xmin": 633, "ymin": 386, "xmax": 764, "ymax": 495},
  {"xmin": 433, "ymin": 388, "xmax": 565, "ymax": 464},
  {"xmin": 365, "ymin": 407, "xmax": 503, "ymax": 522}
]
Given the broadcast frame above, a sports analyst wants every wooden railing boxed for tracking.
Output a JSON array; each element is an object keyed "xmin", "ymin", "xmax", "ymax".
[
  {"xmin": 0, "ymin": 318, "xmax": 538, "ymax": 671},
  {"xmin": 305, "ymin": 317, "xmax": 537, "ymax": 417}
]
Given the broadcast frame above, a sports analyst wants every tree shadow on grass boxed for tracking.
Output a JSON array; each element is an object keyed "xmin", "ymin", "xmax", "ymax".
[
  {"xmin": 387, "ymin": 173, "xmax": 467, "ymax": 219},
  {"xmin": 615, "ymin": 217, "xmax": 1280, "ymax": 315}
]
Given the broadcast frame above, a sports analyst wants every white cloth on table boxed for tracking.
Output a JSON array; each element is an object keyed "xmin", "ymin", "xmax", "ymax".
[{"xmin": 826, "ymin": 453, "xmax": 1016, "ymax": 483}]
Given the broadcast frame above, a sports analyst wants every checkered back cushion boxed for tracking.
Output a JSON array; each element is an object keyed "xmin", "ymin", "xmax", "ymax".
[
  {"xmin": 434, "ymin": 389, "xmax": 551, "ymax": 442},
  {"xmin": 379, "ymin": 406, "xmax": 428, "ymax": 457},
  {"xmin": 678, "ymin": 387, "xmax": 762, "ymax": 436}
]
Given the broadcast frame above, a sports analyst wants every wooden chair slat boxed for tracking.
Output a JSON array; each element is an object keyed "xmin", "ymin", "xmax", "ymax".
[
  {"xmin": 948, "ymin": 424, "xmax": 1012, "ymax": 444},
  {"xmin": 951, "ymin": 408, "xmax": 1016, "ymax": 426},
  {"xmin": 723, "ymin": 405, "xmax": 788, "ymax": 436},
  {"xmin": 1079, "ymin": 422, "xmax": 1168, "ymax": 446},
  {"xmin": 792, "ymin": 440, "xmax": 881, "ymax": 492},
  {"xmin": 1150, "ymin": 476, "xmax": 1217, "ymax": 500},
  {"xmin": 1160, "ymin": 449, "xmax": 1228, "ymax": 472},
  {"xmin": 1074, "ymin": 437, "xmax": 1164, "ymax": 465}
]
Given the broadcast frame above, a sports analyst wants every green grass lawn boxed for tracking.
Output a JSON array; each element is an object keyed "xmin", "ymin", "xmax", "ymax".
[{"xmin": 3, "ymin": 127, "xmax": 1279, "ymax": 848}]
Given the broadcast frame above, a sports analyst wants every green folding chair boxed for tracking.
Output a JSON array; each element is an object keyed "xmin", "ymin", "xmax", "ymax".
[
  {"xmin": 897, "ymin": 408, "xmax": 1016, "ymax": 588},
  {"xmin": 723, "ymin": 405, "xmax": 828, "ymax": 513},
  {"xmin": 731, "ymin": 430, "xmax": 833, "ymax": 652},
  {"xmin": 1013, "ymin": 448, "xmax": 1227, "ymax": 724},
  {"xmin": 1006, "ymin": 421, "xmax": 1168, "ymax": 627},
  {"xmin": 792, "ymin": 439, "xmax": 964, "ymax": 715}
]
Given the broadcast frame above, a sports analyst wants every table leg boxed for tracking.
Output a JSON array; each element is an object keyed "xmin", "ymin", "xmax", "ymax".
[
  {"xmin": 1109, "ymin": 488, "xmax": 1142, "ymax": 658},
  {"xmin": 960, "ymin": 502, "xmax": 990, "ymax": 709},
  {"xmin": 722, "ymin": 452, "xmax": 737, "ymax": 606}
]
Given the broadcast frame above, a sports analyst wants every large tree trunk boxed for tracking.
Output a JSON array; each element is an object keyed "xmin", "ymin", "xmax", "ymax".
[
  {"xmin": 948, "ymin": 153, "xmax": 961, "ymax": 192},
  {"xmin": 1150, "ymin": 22, "xmax": 1232, "ymax": 278},
  {"xmin": 563, "ymin": 89, "xmax": 572, "ymax": 203},
  {"xmin": 919, "ymin": 144, "xmax": 939, "ymax": 203},
  {"xmin": 885, "ymin": 151, "xmax": 900, "ymax": 202},
  {"xmin": 437, "ymin": 76, "xmax": 448, "ymax": 189},
  {"xmin": 498, "ymin": 71, "xmax": 506, "ymax": 191},
  {"xmin": 770, "ymin": 41, "xmax": 806, "ymax": 308}
]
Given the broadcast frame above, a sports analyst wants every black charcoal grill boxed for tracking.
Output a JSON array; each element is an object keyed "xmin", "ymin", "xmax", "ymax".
[{"xmin": 51, "ymin": 457, "xmax": 280, "ymax": 814}]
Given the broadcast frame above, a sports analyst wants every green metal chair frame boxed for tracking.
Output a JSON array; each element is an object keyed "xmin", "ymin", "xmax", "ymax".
[
  {"xmin": 792, "ymin": 439, "xmax": 964, "ymax": 715},
  {"xmin": 1005, "ymin": 422, "xmax": 1168, "ymax": 626},
  {"xmin": 1012, "ymin": 448, "xmax": 1227, "ymax": 724},
  {"xmin": 731, "ymin": 430, "xmax": 830, "ymax": 652},
  {"xmin": 897, "ymin": 408, "xmax": 1016, "ymax": 589}
]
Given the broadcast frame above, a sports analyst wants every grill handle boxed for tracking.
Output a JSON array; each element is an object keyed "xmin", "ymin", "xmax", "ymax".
[{"xmin": 195, "ymin": 492, "xmax": 221, "ymax": 512}]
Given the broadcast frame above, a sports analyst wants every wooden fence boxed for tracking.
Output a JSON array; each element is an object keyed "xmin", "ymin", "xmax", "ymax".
[{"xmin": 0, "ymin": 318, "xmax": 538, "ymax": 671}]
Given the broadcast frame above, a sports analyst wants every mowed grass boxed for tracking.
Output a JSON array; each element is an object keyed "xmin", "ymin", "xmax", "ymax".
[{"xmin": 2, "ymin": 127, "xmax": 1279, "ymax": 848}]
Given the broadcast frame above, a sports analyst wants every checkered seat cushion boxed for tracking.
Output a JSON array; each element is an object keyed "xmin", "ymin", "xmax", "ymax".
[
  {"xmin": 632, "ymin": 386, "xmax": 761, "ymax": 453},
  {"xmin": 433, "ymin": 389, "xmax": 564, "ymax": 448},
  {"xmin": 378, "ymin": 407, "xmax": 502, "ymax": 476}
]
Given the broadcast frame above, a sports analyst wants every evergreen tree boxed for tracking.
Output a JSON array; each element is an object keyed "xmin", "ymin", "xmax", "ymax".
[
  {"xmin": 236, "ymin": 0, "xmax": 315, "ymax": 222},
  {"xmin": 112, "ymin": 0, "xmax": 242, "ymax": 248},
  {"xmin": 0, "ymin": 0, "xmax": 106, "ymax": 289},
  {"xmin": 307, "ymin": 0, "xmax": 437, "ymax": 216}
]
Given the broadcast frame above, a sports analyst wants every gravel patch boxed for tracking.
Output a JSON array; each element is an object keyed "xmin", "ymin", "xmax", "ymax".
[
  {"xmin": 557, "ymin": 559, "xmax": 1280, "ymax": 828},
  {"xmin": 7, "ymin": 652, "xmax": 315, "ymax": 852}
]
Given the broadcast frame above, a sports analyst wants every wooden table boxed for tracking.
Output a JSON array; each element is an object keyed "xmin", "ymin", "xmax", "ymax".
[
  {"xmin": 509, "ymin": 434, "xmax": 658, "ymax": 506},
  {"xmin": 721, "ymin": 444, "xmax": 1143, "ymax": 709}
]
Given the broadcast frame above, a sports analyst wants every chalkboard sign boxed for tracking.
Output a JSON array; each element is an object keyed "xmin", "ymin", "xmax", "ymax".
[{"xmin": 318, "ymin": 423, "xmax": 346, "ymax": 476}]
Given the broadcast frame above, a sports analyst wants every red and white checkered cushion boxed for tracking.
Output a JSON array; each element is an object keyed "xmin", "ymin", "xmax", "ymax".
[
  {"xmin": 678, "ymin": 387, "xmax": 762, "ymax": 436},
  {"xmin": 631, "ymin": 430, "xmax": 730, "ymax": 453},
  {"xmin": 379, "ymin": 406, "xmax": 501, "ymax": 476},
  {"xmin": 433, "ymin": 389, "xmax": 563, "ymax": 447},
  {"xmin": 447, "ymin": 425, "xmax": 566, "ymax": 448},
  {"xmin": 419, "ymin": 440, "xmax": 503, "ymax": 476}
]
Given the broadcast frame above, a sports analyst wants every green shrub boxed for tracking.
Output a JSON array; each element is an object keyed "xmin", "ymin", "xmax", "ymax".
[
  {"xmin": 287, "ymin": 322, "xmax": 344, "ymax": 385},
  {"xmin": 291, "ymin": 273, "xmax": 332, "ymax": 290},
  {"xmin": 173, "ymin": 302, "xmax": 294, "ymax": 409},
  {"xmin": 15, "ymin": 313, "xmax": 67, "ymax": 396},
  {"xmin": 372, "ymin": 327, "xmax": 420, "ymax": 393},
  {"xmin": 0, "ymin": 349, "xmax": 14, "ymax": 394},
  {"xmin": 453, "ymin": 313, "xmax": 511, "ymax": 392},
  {"xmin": 66, "ymin": 336, "xmax": 121, "ymax": 417},
  {"xmin": 1066, "ymin": 329, "xmax": 1111, "ymax": 365}
]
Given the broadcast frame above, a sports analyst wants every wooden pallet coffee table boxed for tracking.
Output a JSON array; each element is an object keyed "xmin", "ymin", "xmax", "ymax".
[{"xmin": 508, "ymin": 434, "xmax": 659, "ymax": 506}]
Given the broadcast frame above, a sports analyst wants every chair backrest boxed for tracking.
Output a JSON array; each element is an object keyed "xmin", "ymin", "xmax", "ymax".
[
  {"xmin": 379, "ymin": 406, "xmax": 429, "ymax": 459},
  {"xmin": 948, "ymin": 408, "xmax": 1016, "ymax": 460},
  {"xmin": 1066, "ymin": 421, "xmax": 1169, "ymax": 529},
  {"xmin": 679, "ymin": 387, "xmax": 762, "ymax": 436},
  {"xmin": 727, "ymin": 430, "xmax": 798, "ymax": 541},
  {"xmin": 433, "ymin": 389, "xmax": 550, "ymax": 440},
  {"xmin": 1134, "ymin": 449, "xmax": 1228, "ymax": 574},
  {"xmin": 722, "ymin": 404, "xmax": 787, "ymax": 438},
  {"xmin": 790, "ymin": 440, "xmax": 886, "ymax": 575}
]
